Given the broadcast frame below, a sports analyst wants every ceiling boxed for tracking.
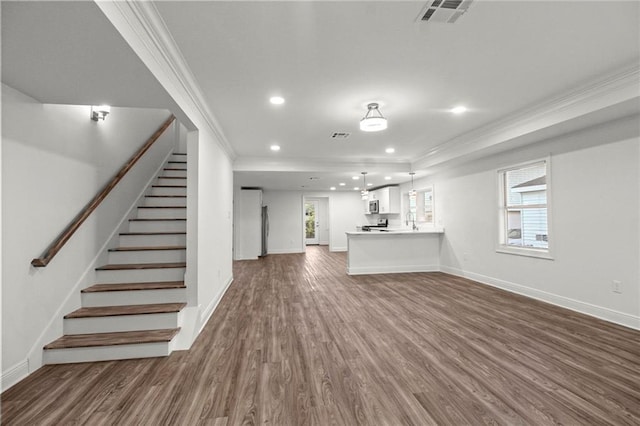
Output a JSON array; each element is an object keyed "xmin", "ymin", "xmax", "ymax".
[{"xmin": 3, "ymin": 1, "xmax": 639, "ymax": 191}]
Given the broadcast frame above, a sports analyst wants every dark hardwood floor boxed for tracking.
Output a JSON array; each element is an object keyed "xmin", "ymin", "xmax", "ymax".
[{"xmin": 3, "ymin": 246, "xmax": 639, "ymax": 425}]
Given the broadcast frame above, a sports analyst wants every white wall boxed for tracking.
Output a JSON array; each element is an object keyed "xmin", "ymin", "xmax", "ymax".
[
  {"xmin": 194, "ymin": 130, "xmax": 234, "ymax": 325},
  {"xmin": 178, "ymin": 127, "xmax": 234, "ymax": 348},
  {"xmin": 233, "ymin": 189, "xmax": 262, "ymax": 260},
  {"xmin": 407, "ymin": 116, "xmax": 640, "ymax": 329},
  {"xmin": 1, "ymin": 84, "xmax": 175, "ymax": 388},
  {"xmin": 257, "ymin": 190, "xmax": 366, "ymax": 254},
  {"xmin": 262, "ymin": 191, "xmax": 304, "ymax": 254},
  {"xmin": 327, "ymin": 191, "xmax": 369, "ymax": 251}
]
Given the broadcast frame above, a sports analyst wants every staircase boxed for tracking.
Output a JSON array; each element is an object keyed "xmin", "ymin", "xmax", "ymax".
[{"xmin": 43, "ymin": 153, "xmax": 188, "ymax": 364}]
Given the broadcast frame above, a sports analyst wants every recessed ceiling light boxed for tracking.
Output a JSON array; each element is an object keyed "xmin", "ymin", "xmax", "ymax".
[
  {"xmin": 270, "ymin": 96, "xmax": 285, "ymax": 105},
  {"xmin": 330, "ymin": 187, "xmax": 336, "ymax": 191},
  {"xmin": 339, "ymin": 182, "xmax": 346, "ymax": 186},
  {"xmin": 270, "ymin": 145, "xmax": 280, "ymax": 151},
  {"xmin": 451, "ymin": 105, "xmax": 467, "ymax": 114},
  {"xmin": 384, "ymin": 176, "xmax": 392, "ymax": 180},
  {"xmin": 352, "ymin": 176, "xmax": 359, "ymax": 180},
  {"xmin": 385, "ymin": 147, "xmax": 395, "ymax": 154},
  {"xmin": 353, "ymin": 187, "xmax": 360, "ymax": 191}
]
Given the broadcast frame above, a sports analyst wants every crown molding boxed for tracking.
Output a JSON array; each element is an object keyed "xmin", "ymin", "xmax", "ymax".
[
  {"xmin": 234, "ymin": 156, "xmax": 411, "ymax": 173},
  {"xmin": 412, "ymin": 62, "xmax": 640, "ymax": 170},
  {"xmin": 95, "ymin": 0, "xmax": 236, "ymax": 160}
]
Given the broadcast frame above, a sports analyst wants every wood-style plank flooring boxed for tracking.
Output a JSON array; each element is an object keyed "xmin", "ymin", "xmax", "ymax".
[{"xmin": 3, "ymin": 246, "xmax": 639, "ymax": 425}]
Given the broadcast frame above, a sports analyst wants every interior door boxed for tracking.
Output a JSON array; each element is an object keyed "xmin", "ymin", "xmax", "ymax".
[{"xmin": 304, "ymin": 200, "xmax": 319, "ymax": 245}]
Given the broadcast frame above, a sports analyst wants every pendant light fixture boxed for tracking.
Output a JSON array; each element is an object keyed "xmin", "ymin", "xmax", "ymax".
[
  {"xmin": 360, "ymin": 103, "xmax": 387, "ymax": 132},
  {"xmin": 409, "ymin": 172, "xmax": 417, "ymax": 201},
  {"xmin": 361, "ymin": 172, "xmax": 369, "ymax": 200}
]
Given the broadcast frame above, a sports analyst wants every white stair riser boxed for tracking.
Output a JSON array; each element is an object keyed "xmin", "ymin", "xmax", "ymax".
[
  {"xmin": 150, "ymin": 186, "xmax": 187, "ymax": 196},
  {"xmin": 129, "ymin": 220, "xmax": 186, "ymax": 233},
  {"xmin": 81, "ymin": 288, "xmax": 187, "ymax": 307},
  {"xmin": 137, "ymin": 207, "xmax": 186, "ymax": 219},
  {"xmin": 64, "ymin": 312, "xmax": 182, "ymax": 335},
  {"xmin": 143, "ymin": 196, "xmax": 187, "ymax": 207},
  {"xmin": 156, "ymin": 177, "xmax": 187, "ymax": 186},
  {"xmin": 119, "ymin": 234, "xmax": 186, "ymax": 247},
  {"xmin": 96, "ymin": 267, "xmax": 185, "ymax": 284},
  {"xmin": 108, "ymin": 249, "xmax": 186, "ymax": 264},
  {"xmin": 44, "ymin": 341, "xmax": 173, "ymax": 364},
  {"xmin": 161, "ymin": 169, "xmax": 187, "ymax": 178}
]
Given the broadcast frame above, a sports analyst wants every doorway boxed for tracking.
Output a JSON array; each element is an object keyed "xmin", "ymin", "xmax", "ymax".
[{"xmin": 304, "ymin": 200, "xmax": 319, "ymax": 245}]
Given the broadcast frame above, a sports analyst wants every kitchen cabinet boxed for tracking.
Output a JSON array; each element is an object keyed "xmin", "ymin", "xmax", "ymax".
[
  {"xmin": 364, "ymin": 186, "xmax": 400, "ymax": 214},
  {"xmin": 346, "ymin": 229, "xmax": 444, "ymax": 274},
  {"xmin": 377, "ymin": 186, "xmax": 400, "ymax": 214}
]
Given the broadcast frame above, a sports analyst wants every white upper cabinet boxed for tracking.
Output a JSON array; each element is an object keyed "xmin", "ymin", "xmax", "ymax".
[{"xmin": 377, "ymin": 187, "xmax": 400, "ymax": 214}]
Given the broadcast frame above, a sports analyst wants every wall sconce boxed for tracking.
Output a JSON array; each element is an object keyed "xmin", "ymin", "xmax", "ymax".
[{"xmin": 91, "ymin": 105, "xmax": 111, "ymax": 121}]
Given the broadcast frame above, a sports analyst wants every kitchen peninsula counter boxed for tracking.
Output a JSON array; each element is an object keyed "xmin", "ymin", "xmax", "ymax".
[{"xmin": 345, "ymin": 228, "xmax": 444, "ymax": 275}]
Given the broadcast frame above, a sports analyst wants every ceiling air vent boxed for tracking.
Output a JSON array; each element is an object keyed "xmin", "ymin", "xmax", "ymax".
[
  {"xmin": 418, "ymin": 0, "xmax": 474, "ymax": 24},
  {"xmin": 331, "ymin": 132, "xmax": 351, "ymax": 139}
]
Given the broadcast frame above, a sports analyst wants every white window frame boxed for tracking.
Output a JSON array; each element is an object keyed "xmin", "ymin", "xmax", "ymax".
[{"xmin": 496, "ymin": 157, "xmax": 553, "ymax": 260}]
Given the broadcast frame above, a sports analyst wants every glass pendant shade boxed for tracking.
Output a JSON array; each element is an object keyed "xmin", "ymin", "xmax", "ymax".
[
  {"xmin": 409, "ymin": 172, "xmax": 417, "ymax": 200},
  {"xmin": 361, "ymin": 172, "xmax": 369, "ymax": 199}
]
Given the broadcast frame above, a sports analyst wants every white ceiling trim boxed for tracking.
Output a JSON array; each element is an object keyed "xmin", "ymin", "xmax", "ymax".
[
  {"xmin": 412, "ymin": 63, "xmax": 640, "ymax": 170},
  {"xmin": 95, "ymin": 0, "xmax": 236, "ymax": 160},
  {"xmin": 234, "ymin": 156, "xmax": 410, "ymax": 174}
]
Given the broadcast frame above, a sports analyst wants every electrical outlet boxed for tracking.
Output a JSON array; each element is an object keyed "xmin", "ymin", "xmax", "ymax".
[{"xmin": 612, "ymin": 280, "xmax": 622, "ymax": 294}]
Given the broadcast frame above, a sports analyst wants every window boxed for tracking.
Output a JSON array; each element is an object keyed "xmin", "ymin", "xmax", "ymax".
[
  {"xmin": 407, "ymin": 186, "xmax": 434, "ymax": 225},
  {"xmin": 498, "ymin": 159, "xmax": 552, "ymax": 259}
]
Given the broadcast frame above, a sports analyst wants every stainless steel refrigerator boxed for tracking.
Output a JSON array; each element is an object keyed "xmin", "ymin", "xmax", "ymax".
[{"xmin": 260, "ymin": 205, "xmax": 269, "ymax": 257}]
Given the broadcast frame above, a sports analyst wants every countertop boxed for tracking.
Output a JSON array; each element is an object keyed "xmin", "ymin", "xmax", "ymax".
[{"xmin": 346, "ymin": 228, "xmax": 444, "ymax": 236}]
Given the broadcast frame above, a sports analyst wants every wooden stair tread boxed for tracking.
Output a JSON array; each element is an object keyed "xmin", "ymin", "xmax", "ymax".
[
  {"xmin": 108, "ymin": 246, "xmax": 186, "ymax": 252},
  {"xmin": 82, "ymin": 281, "xmax": 186, "ymax": 293},
  {"xmin": 96, "ymin": 262, "xmax": 186, "ymax": 271},
  {"xmin": 158, "ymin": 176, "xmax": 186, "ymax": 179},
  {"xmin": 173, "ymin": 153, "xmax": 187, "ymax": 155},
  {"xmin": 65, "ymin": 303, "xmax": 186, "ymax": 319},
  {"xmin": 167, "ymin": 161, "xmax": 187, "ymax": 164},
  {"xmin": 163, "ymin": 168, "xmax": 187, "ymax": 171},
  {"xmin": 129, "ymin": 218, "xmax": 186, "ymax": 221},
  {"xmin": 120, "ymin": 231, "xmax": 186, "ymax": 235},
  {"xmin": 44, "ymin": 328, "xmax": 181, "ymax": 350},
  {"xmin": 152, "ymin": 185, "xmax": 187, "ymax": 188},
  {"xmin": 138, "ymin": 206, "xmax": 186, "ymax": 209}
]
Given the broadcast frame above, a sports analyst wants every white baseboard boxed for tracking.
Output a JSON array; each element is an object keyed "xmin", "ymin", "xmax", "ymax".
[
  {"xmin": 330, "ymin": 246, "xmax": 347, "ymax": 252},
  {"xmin": 268, "ymin": 249, "xmax": 305, "ymax": 254},
  {"xmin": 348, "ymin": 264, "xmax": 440, "ymax": 275},
  {"xmin": 173, "ymin": 275, "xmax": 234, "ymax": 351},
  {"xmin": 2, "ymin": 359, "xmax": 29, "ymax": 392},
  {"xmin": 441, "ymin": 265, "xmax": 640, "ymax": 331},
  {"xmin": 198, "ymin": 274, "xmax": 234, "ymax": 336}
]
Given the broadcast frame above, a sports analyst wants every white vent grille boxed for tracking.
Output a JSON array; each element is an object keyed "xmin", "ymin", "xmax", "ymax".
[
  {"xmin": 418, "ymin": 0, "xmax": 474, "ymax": 24},
  {"xmin": 331, "ymin": 132, "xmax": 351, "ymax": 139}
]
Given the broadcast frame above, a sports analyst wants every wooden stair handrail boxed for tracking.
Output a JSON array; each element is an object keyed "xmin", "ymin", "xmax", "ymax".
[{"xmin": 31, "ymin": 115, "xmax": 176, "ymax": 267}]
